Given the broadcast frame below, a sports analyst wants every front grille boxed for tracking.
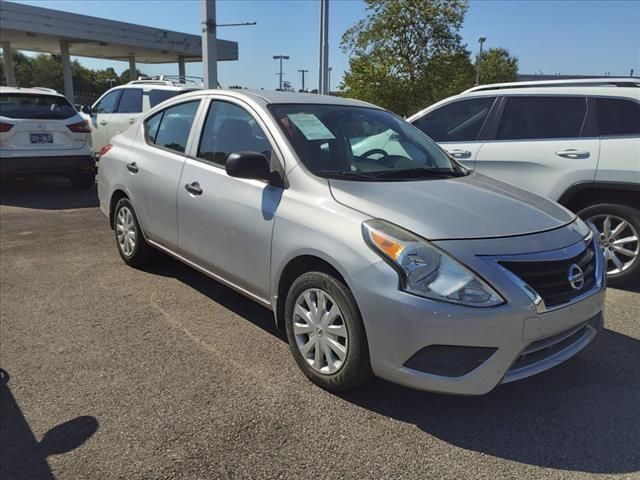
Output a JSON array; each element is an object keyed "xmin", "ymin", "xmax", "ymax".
[{"xmin": 499, "ymin": 240, "xmax": 597, "ymax": 308}]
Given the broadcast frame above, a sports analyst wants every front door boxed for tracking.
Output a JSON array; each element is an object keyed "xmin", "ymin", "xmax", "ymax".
[
  {"xmin": 178, "ymin": 98, "xmax": 281, "ymax": 300},
  {"xmin": 90, "ymin": 89, "xmax": 121, "ymax": 155},
  {"xmin": 411, "ymin": 96, "xmax": 497, "ymax": 169},
  {"xmin": 108, "ymin": 88, "xmax": 143, "ymax": 140}
]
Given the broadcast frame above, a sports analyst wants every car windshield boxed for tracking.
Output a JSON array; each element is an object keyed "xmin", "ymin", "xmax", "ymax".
[
  {"xmin": 0, "ymin": 93, "xmax": 77, "ymax": 120},
  {"xmin": 270, "ymin": 104, "xmax": 466, "ymax": 181}
]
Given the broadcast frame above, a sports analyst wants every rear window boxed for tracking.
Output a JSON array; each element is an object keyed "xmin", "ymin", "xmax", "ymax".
[
  {"xmin": 497, "ymin": 96, "xmax": 587, "ymax": 140},
  {"xmin": 0, "ymin": 93, "xmax": 76, "ymax": 120},
  {"xmin": 148, "ymin": 90, "xmax": 189, "ymax": 108},
  {"xmin": 596, "ymin": 98, "xmax": 640, "ymax": 136},
  {"xmin": 117, "ymin": 88, "xmax": 143, "ymax": 113}
]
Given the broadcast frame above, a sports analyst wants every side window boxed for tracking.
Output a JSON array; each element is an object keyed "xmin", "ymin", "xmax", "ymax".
[
  {"xmin": 198, "ymin": 101, "xmax": 272, "ymax": 166},
  {"xmin": 413, "ymin": 97, "xmax": 495, "ymax": 142},
  {"xmin": 144, "ymin": 110, "xmax": 163, "ymax": 144},
  {"xmin": 148, "ymin": 89, "xmax": 182, "ymax": 108},
  {"xmin": 116, "ymin": 88, "xmax": 143, "ymax": 113},
  {"xmin": 149, "ymin": 101, "xmax": 200, "ymax": 153},
  {"xmin": 596, "ymin": 98, "xmax": 640, "ymax": 136},
  {"xmin": 93, "ymin": 90, "xmax": 122, "ymax": 114},
  {"xmin": 497, "ymin": 96, "xmax": 587, "ymax": 140}
]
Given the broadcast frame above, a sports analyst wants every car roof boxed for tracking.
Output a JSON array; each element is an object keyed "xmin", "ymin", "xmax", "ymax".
[
  {"xmin": 173, "ymin": 88, "xmax": 382, "ymax": 109},
  {"xmin": 459, "ymin": 86, "xmax": 640, "ymax": 99},
  {"xmin": 464, "ymin": 77, "xmax": 640, "ymax": 93},
  {"xmin": 0, "ymin": 86, "xmax": 65, "ymax": 97}
]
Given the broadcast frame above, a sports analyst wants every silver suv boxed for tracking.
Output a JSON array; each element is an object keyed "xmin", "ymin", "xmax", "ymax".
[
  {"xmin": 98, "ymin": 90, "xmax": 605, "ymax": 394},
  {"xmin": 408, "ymin": 79, "xmax": 640, "ymax": 287}
]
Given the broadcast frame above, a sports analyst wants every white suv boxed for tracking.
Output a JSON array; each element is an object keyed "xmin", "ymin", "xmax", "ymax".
[
  {"xmin": 81, "ymin": 76, "xmax": 201, "ymax": 157},
  {"xmin": 408, "ymin": 79, "xmax": 640, "ymax": 287},
  {"xmin": 0, "ymin": 86, "xmax": 95, "ymax": 188}
]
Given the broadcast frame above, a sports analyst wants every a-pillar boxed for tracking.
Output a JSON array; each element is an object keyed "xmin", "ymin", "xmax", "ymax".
[
  {"xmin": 129, "ymin": 55, "xmax": 137, "ymax": 81},
  {"xmin": 178, "ymin": 55, "xmax": 186, "ymax": 82},
  {"xmin": 59, "ymin": 40, "xmax": 74, "ymax": 103},
  {"xmin": 1, "ymin": 42, "xmax": 16, "ymax": 86}
]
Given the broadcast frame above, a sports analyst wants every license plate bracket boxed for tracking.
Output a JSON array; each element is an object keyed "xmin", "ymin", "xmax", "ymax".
[{"xmin": 30, "ymin": 133, "xmax": 53, "ymax": 144}]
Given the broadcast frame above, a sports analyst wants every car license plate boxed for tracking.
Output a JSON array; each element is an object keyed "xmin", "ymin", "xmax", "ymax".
[{"xmin": 30, "ymin": 133, "xmax": 53, "ymax": 144}]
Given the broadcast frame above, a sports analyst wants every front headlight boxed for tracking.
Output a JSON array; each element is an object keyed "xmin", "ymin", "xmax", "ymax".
[{"xmin": 362, "ymin": 219, "xmax": 504, "ymax": 307}]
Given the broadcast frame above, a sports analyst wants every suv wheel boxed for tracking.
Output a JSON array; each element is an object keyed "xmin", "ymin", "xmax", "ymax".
[
  {"xmin": 284, "ymin": 271, "xmax": 373, "ymax": 392},
  {"xmin": 113, "ymin": 198, "xmax": 156, "ymax": 267},
  {"xmin": 70, "ymin": 170, "xmax": 95, "ymax": 189},
  {"xmin": 578, "ymin": 203, "xmax": 640, "ymax": 288}
]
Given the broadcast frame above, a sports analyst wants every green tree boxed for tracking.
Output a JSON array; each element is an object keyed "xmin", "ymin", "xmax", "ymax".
[
  {"xmin": 475, "ymin": 47, "xmax": 518, "ymax": 84},
  {"xmin": 0, "ymin": 51, "xmax": 34, "ymax": 87},
  {"xmin": 119, "ymin": 68, "xmax": 143, "ymax": 83},
  {"xmin": 340, "ymin": 0, "xmax": 473, "ymax": 116}
]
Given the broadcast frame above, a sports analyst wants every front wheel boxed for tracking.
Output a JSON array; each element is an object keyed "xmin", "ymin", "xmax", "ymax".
[
  {"xmin": 578, "ymin": 203, "xmax": 640, "ymax": 288},
  {"xmin": 284, "ymin": 271, "xmax": 372, "ymax": 392}
]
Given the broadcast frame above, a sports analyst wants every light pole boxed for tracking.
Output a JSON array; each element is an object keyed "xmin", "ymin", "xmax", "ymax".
[
  {"xmin": 328, "ymin": 67, "xmax": 333, "ymax": 93},
  {"xmin": 475, "ymin": 36, "xmax": 486, "ymax": 86},
  {"xmin": 273, "ymin": 55, "xmax": 290, "ymax": 90},
  {"xmin": 298, "ymin": 69, "xmax": 309, "ymax": 91},
  {"xmin": 318, "ymin": 0, "xmax": 329, "ymax": 94}
]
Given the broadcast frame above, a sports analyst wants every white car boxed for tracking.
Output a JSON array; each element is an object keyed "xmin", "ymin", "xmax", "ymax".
[
  {"xmin": 0, "ymin": 86, "xmax": 95, "ymax": 188},
  {"xmin": 406, "ymin": 78, "xmax": 640, "ymax": 287},
  {"xmin": 81, "ymin": 76, "xmax": 201, "ymax": 157}
]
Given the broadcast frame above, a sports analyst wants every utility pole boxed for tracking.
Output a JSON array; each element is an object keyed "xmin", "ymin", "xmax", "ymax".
[
  {"xmin": 475, "ymin": 36, "xmax": 486, "ymax": 86},
  {"xmin": 273, "ymin": 55, "xmax": 290, "ymax": 90},
  {"xmin": 318, "ymin": 0, "xmax": 329, "ymax": 94},
  {"xmin": 298, "ymin": 69, "xmax": 309, "ymax": 91},
  {"xmin": 328, "ymin": 67, "xmax": 332, "ymax": 93},
  {"xmin": 201, "ymin": 0, "xmax": 218, "ymax": 88}
]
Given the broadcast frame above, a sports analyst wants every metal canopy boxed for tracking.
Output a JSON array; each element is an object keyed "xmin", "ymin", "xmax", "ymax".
[{"xmin": 0, "ymin": 1, "xmax": 238, "ymax": 63}]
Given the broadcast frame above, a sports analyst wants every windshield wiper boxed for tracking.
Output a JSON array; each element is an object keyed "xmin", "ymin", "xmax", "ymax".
[
  {"xmin": 316, "ymin": 170, "xmax": 379, "ymax": 181},
  {"xmin": 367, "ymin": 168, "xmax": 468, "ymax": 179}
]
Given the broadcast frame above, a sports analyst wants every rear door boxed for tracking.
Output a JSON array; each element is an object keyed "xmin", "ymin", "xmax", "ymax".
[
  {"xmin": 90, "ymin": 89, "xmax": 122, "ymax": 154},
  {"xmin": 126, "ymin": 99, "xmax": 202, "ymax": 248},
  {"xmin": 474, "ymin": 95, "xmax": 599, "ymax": 200},
  {"xmin": 0, "ymin": 93, "xmax": 85, "ymax": 155},
  {"xmin": 411, "ymin": 96, "xmax": 497, "ymax": 168},
  {"xmin": 108, "ymin": 88, "xmax": 143, "ymax": 140}
]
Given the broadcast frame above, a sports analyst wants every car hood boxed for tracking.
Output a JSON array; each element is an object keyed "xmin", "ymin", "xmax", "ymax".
[{"xmin": 329, "ymin": 172, "xmax": 575, "ymax": 240}]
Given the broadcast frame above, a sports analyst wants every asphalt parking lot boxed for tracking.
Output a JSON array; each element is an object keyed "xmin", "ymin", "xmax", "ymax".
[{"xmin": 1, "ymin": 178, "xmax": 639, "ymax": 480}]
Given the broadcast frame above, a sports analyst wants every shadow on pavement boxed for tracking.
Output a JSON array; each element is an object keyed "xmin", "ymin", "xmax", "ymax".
[
  {"xmin": 145, "ymin": 259, "xmax": 639, "ymax": 475},
  {"xmin": 0, "ymin": 369, "xmax": 99, "ymax": 480},
  {"xmin": 339, "ymin": 329, "xmax": 640, "ymax": 474},
  {"xmin": 0, "ymin": 177, "xmax": 98, "ymax": 210}
]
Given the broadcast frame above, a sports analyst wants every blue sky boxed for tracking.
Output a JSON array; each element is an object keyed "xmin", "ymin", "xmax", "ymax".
[{"xmin": 10, "ymin": 0, "xmax": 640, "ymax": 90}]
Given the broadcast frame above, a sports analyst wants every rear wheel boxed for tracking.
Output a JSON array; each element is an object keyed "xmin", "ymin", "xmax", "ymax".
[
  {"xmin": 284, "ymin": 271, "xmax": 372, "ymax": 391},
  {"xmin": 578, "ymin": 203, "xmax": 640, "ymax": 288},
  {"xmin": 70, "ymin": 170, "xmax": 95, "ymax": 189},
  {"xmin": 113, "ymin": 198, "xmax": 156, "ymax": 267}
]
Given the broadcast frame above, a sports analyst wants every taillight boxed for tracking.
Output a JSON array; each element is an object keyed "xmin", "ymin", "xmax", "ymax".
[
  {"xmin": 67, "ymin": 120, "xmax": 91, "ymax": 133},
  {"xmin": 0, "ymin": 122, "xmax": 13, "ymax": 133},
  {"xmin": 100, "ymin": 144, "xmax": 113, "ymax": 156}
]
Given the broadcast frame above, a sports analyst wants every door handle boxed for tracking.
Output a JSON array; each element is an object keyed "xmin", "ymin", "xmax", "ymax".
[
  {"xmin": 447, "ymin": 149, "xmax": 472, "ymax": 159},
  {"xmin": 128, "ymin": 119, "xmax": 135, "ymax": 124},
  {"xmin": 185, "ymin": 181, "xmax": 203, "ymax": 196},
  {"xmin": 126, "ymin": 162, "xmax": 138, "ymax": 173},
  {"xmin": 100, "ymin": 121, "xmax": 107, "ymax": 126},
  {"xmin": 555, "ymin": 149, "xmax": 590, "ymax": 159}
]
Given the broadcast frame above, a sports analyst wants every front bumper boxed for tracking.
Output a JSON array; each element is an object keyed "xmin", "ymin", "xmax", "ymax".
[
  {"xmin": 350, "ymin": 228, "xmax": 606, "ymax": 395},
  {"xmin": 0, "ymin": 155, "xmax": 95, "ymax": 176}
]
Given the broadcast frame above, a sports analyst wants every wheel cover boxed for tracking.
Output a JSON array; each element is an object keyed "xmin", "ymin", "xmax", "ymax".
[
  {"xmin": 116, "ymin": 206, "xmax": 136, "ymax": 257},
  {"xmin": 587, "ymin": 214, "xmax": 640, "ymax": 275},
  {"xmin": 293, "ymin": 288, "xmax": 349, "ymax": 375}
]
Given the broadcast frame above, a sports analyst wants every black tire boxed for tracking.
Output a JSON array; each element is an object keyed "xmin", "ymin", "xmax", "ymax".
[
  {"xmin": 284, "ymin": 271, "xmax": 373, "ymax": 392},
  {"xmin": 70, "ymin": 171, "xmax": 95, "ymax": 189},
  {"xmin": 113, "ymin": 198, "xmax": 156, "ymax": 268},
  {"xmin": 577, "ymin": 203, "xmax": 640, "ymax": 289}
]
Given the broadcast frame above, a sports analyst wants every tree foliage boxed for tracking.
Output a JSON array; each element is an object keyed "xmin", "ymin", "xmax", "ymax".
[
  {"xmin": 475, "ymin": 47, "xmax": 519, "ymax": 85},
  {"xmin": 340, "ymin": 0, "xmax": 474, "ymax": 116}
]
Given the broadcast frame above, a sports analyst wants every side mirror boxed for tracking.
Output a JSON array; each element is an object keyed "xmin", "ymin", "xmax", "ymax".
[
  {"xmin": 80, "ymin": 105, "xmax": 92, "ymax": 115},
  {"xmin": 226, "ymin": 151, "xmax": 271, "ymax": 182}
]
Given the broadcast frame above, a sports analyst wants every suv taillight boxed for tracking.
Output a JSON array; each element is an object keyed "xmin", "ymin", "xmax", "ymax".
[
  {"xmin": 100, "ymin": 144, "xmax": 113, "ymax": 156},
  {"xmin": 67, "ymin": 120, "xmax": 91, "ymax": 133},
  {"xmin": 0, "ymin": 122, "xmax": 13, "ymax": 133}
]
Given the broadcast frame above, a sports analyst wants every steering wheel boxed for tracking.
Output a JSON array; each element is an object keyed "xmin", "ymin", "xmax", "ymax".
[{"xmin": 360, "ymin": 148, "xmax": 388, "ymax": 159}]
